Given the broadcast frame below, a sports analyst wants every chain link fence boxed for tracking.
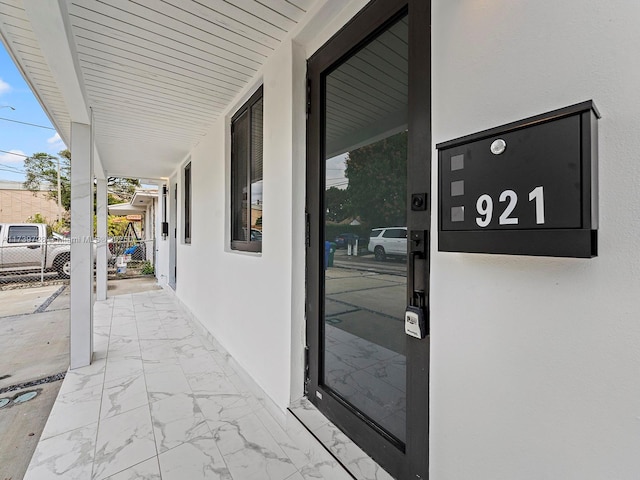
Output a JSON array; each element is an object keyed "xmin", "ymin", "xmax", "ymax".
[
  {"xmin": 0, "ymin": 237, "xmax": 68, "ymax": 288},
  {"xmin": 0, "ymin": 237, "xmax": 155, "ymax": 289},
  {"xmin": 108, "ymin": 238, "xmax": 156, "ymax": 279}
]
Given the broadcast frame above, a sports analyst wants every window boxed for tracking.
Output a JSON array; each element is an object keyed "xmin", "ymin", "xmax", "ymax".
[
  {"xmin": 184, "ymin": 162, "xmax": 191, "ymax": 244},
  {"xmin": 8, "ymin": 225, "xmax": 39, "ymax": 243},
  {"xmin": 382, "ymin": 228, "xmax": 407, "ymax": 239},
  {"xmin": 231, "ymin": 86, "xmax": 263, "ymax": 252}
]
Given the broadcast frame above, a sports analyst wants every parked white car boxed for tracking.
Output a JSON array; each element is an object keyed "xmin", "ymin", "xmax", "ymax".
[{"xmin": 367, "ymin": 227, "xmax": 407, "ymax": 261}]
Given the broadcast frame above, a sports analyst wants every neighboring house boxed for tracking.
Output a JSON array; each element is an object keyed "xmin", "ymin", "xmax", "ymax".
[
  {"xmin": 108, "ymin": 189, "xmax": 158, "ymax": 238},
  {"xmin": 339, "ymin": 217, "xmax": 361, "ymax": 226},
  {"xmin": 108, "ymin": 188, "xmax": 158, "ymax": 263},
  {"xmin": 0, "ymin": 180, "xmax": 62, "ymax": 223},
  {"xmin": 2, "ymin": 1, "xmax": 640, "ymax": 479}
]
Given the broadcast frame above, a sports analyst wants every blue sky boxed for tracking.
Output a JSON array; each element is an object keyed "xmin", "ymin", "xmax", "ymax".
[{"xmin": 0, "ymin": 44, "xmax": 66, "ymax": 183}]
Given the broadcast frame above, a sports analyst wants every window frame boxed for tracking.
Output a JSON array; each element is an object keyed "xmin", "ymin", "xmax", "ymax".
[
  {"xmin": 183, "ymin": 161, "xmax": 192, "ymax": 244},
  {"xmin": 230, "ymin": 86, "xmax": 263, "ymax": 253}
]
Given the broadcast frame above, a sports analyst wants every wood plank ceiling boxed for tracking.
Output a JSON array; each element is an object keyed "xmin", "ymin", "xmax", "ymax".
[
  {"xmin": 0, "ymin": 0, "xmax": 313, "ymax": 179},
  {"xmin": 325, "ymin": 15, "xmax": 408, "ymax": 159}
]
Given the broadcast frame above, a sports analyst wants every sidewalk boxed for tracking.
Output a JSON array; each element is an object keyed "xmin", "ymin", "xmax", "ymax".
[{"xmin": 23, "ymin": 288, "xmax": 357, "ymax": 480}]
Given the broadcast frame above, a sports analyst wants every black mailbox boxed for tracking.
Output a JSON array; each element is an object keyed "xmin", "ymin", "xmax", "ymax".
[{"xmin": 436, "ymin": 101, "xmax": 599, "ymax": 258}]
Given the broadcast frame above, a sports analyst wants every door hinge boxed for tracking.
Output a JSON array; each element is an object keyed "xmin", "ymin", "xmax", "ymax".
[
  {"xmin": 305, "ymin": 212, "xmax": 311, "ymax": 248},
  {"xmin": 306, "ymin": 78, "xmax": 312, "ymax": 117}
]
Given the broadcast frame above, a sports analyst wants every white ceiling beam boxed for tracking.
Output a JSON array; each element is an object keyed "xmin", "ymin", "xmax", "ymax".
[{"xmin": 23, "ymin": 0, "xmax": 90, "ymax": 124}]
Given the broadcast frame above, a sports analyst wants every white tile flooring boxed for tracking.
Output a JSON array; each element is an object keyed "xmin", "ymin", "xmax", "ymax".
[{"xmin": 24, "ymin": 288, "xmax": 392, "ymax": 480}]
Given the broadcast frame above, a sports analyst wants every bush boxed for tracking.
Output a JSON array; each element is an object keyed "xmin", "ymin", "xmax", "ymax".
[
  {"xmin": 324, "ymin": 223, "xmax": 370, "ymax": 245},
  {"xmin": 26, "ymin": 213, "xmax": 69, "ymax": 236},
  {"xmin": 141, "ymin": 261, "xmax": 154, "ymax": 275}
]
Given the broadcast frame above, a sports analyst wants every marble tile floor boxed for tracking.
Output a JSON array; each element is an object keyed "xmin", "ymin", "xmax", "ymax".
[{"xmin": 23, "ymin": 288, "xmax": 392, "ymax": 480}]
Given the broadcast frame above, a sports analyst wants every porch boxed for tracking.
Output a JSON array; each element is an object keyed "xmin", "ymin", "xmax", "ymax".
[{"xmin": 24, "ymin": 286, "xmax": 390, "ymax": 480}]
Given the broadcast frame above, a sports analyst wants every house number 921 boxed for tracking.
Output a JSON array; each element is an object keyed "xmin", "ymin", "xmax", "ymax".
[{"xmin": 475, "ymin": 186, "xmax": 545, "ymax": 227}]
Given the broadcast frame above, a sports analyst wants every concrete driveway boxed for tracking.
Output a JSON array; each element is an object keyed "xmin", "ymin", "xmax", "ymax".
[
  {"xmin": 0, "ymin": 284, "xmax": 70, "ymax": 480},
  {"xmin": 0, "ymin": 276, "xmax": 160, "ymax": 480}
]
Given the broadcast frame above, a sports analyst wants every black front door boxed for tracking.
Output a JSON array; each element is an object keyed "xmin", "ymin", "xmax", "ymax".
[{"xmin": 306, "ymin": 1, "xmax": 431, "ymax": 478}]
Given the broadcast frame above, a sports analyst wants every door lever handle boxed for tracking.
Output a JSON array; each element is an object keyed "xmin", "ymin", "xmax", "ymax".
[{"xmin": 406, "ymin": 230, "xmax": 429, "ymax": 338}]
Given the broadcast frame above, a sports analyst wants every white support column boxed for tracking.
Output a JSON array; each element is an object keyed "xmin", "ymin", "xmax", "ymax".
[
  {"xmin": 96, "ymin": 177, "xmax": 108, "ymax": 301},
  {"xmin": 70, "ymin": 122, "xmax": 94, "ymax": 369}
]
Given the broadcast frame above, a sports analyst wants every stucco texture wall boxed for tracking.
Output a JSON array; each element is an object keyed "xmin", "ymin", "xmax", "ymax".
[
  {"xmin": 173, "ymin": 39, "xmax": 298, "ymax": 412},
  {"xmin": 431, "ymin": 1, "xmax": 640, "ymax": 479}
]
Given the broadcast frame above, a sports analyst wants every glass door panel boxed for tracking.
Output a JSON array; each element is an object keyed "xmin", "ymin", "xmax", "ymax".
[{"xmin": 323, "ymin": 14, "xmax": 408, "ymax": 444}]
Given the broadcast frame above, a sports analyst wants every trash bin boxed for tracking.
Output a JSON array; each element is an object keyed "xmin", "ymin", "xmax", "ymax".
[
  {"xmin": 116, "ymin": 256, "xmax": 127, "ymax": 274},
  {"xmin": 325, "ymin": 241, "xmax": 336, "ymax": 268}
]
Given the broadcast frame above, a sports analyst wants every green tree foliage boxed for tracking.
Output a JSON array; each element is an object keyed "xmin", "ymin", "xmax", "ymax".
[
  {"xmin": 23, "ymin": 149, "xmax": 141, "ymax": 210},
  {"xmin": 23, "ymin": 151, "xmax": 71, "ymax": 210},
  {"xmin": 107, "ymin": 176, "xmax": 141, "ymax": 201},
  {"xmin": 92, "ymin": 215, "xmax": 131, "ymax": 238},
  {"xmin": 325, "ymin": 186, "xmax": 351, "ymax": 223},
  {"xmin": 344, "ymin": 131, "xmax": 407, "ymax": 227}
]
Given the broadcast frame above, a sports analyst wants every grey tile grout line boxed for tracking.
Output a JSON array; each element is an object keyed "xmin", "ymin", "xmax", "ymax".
[
  {"xmin": 138, "ymin": 291, "xmax": 183, "ymax": 479},
  {"xmin": 138, "ymin": 292, "xmax": 163, "ymax": 477},
  {"xmin": 156, "ymin": 295, "xmax": 234, "ymax": 478},
  {"xmin": 287, "ymin": 407, "xmax": 358, "ymax": 480},
  {"xmin": 90, "ymin": 294, "xmax": 116, "ymax": 480},
  {"xmin": 98, "ymin": 293, "xmax": 158, "ymax": 480}
]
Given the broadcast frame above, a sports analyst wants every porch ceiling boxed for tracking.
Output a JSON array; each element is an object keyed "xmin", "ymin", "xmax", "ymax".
[{"xmin": 0, "ymin": 0, "xmax": 314, "ymax": 179}]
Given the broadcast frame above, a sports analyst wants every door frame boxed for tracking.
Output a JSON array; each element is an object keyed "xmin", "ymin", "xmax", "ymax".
[
  {"xmin": 305, "ymin": 0, "xmax": 431, "ymax": 478},
  {"xmin": 168, "ymin": 178, "xmax": 177, "ymax": 290}
]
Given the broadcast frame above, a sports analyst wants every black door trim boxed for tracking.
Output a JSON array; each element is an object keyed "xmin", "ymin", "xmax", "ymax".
[{"xmin": 306, "ymin": 1, "xmax": 431, "ymax": 478}]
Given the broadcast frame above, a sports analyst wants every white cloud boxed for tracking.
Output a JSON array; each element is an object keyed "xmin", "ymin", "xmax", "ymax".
[
  {"xmin": 0, "ymin": 149, "xmax": 27, "ymax": 164},
  {"xmin": 0, "ymin": 77, "xmax": 10, "ymax": 95},
  {"xmin": 47, "ymin": 132, "xmax": 65, "ymax": 151}
]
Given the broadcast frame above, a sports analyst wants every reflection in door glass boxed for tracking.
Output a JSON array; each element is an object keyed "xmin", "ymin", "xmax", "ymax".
[{"xmin": 323, "ymin": 14, "xmax": 408, "ymax": 443}]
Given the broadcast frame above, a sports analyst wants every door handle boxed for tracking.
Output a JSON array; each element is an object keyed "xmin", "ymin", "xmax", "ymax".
[
  {"xmin": 406, "ymin": 230, "xmax": 429, "ymax": 338},
  {"xmin": 27, "ymin": 245, "xmax": 40, "ymax": 249}
]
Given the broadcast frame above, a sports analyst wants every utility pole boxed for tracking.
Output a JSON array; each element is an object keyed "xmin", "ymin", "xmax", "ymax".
[{"xmin": 56, "ymin": 156, "xmax": 62, "ymax": 221}]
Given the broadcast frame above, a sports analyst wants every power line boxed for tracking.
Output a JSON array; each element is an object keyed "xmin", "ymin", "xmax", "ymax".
[
  {"xmin": 0, "ymin": 149, "xmax": 28, "ymax": 158},
  {"xmin": 0, "ymin": 167, "xmax": 25, "ymax": 175},
  {"xmin": 0, "ymin": 163, "xmax": 25, "ymax": 173},
  {"xmin": 0, "ymin": 116, "xmax": 56, "ymax": 130}
]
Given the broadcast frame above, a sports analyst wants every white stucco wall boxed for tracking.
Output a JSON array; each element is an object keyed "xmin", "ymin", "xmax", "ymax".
[
  {"xmin": 431, "ymin": 1, "xmax": 640, "ymax": 479},
  {"xmin": 171, "ymin": 41, "xmax": 301, "ymax": 410},
  {"xmin": 167, "ymin": 0, "xmax": 376, "ymax": 414},
  {"xmin": 164, "ymin": 1, "xmax": 640, "ymax": 477}
]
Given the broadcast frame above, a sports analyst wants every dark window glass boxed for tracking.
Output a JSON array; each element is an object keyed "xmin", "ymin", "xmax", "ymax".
[
  {"xmin": 8, "ymin": 226, "xmax": 39, "ymax": 243},
  {"xmin": 184, "ymin": 162, "xmax": 192, "ymax": 244},
  {"xmin": 231, "ymin": 87, "xmax": 263, "ymax": 252},
  {"xmin": 383, "ymin": 228, "xmax": 407, "ymax": 239}
]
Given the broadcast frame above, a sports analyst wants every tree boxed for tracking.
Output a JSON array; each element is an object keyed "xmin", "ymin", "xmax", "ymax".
[
  {"xmin": 107, "ymin": 176, "xmax": 141, "ymax": 202},
  {"xmin": 344, "ymin": 131, "xmax": 407, "ymax": 227},
  {"xmin": 23, "ymin": 149, "xmax": 140, "ymax": 210},
  {"xmin": 23, "ymin": 151, "xmax": 71, "ymax": 210},
  {"xmin": 325, "ymin": 186, "xmax": 351, "ymax": 223}
]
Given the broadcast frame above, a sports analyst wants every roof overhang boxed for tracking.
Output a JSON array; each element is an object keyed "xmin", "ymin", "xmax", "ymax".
[
  {"xmin": 0, "ymin": 0, "xmax": 316, "ymax": 179},
  {"xmin": 108, "ymin": 203, "xmax": 145, "ymax": 216}
]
